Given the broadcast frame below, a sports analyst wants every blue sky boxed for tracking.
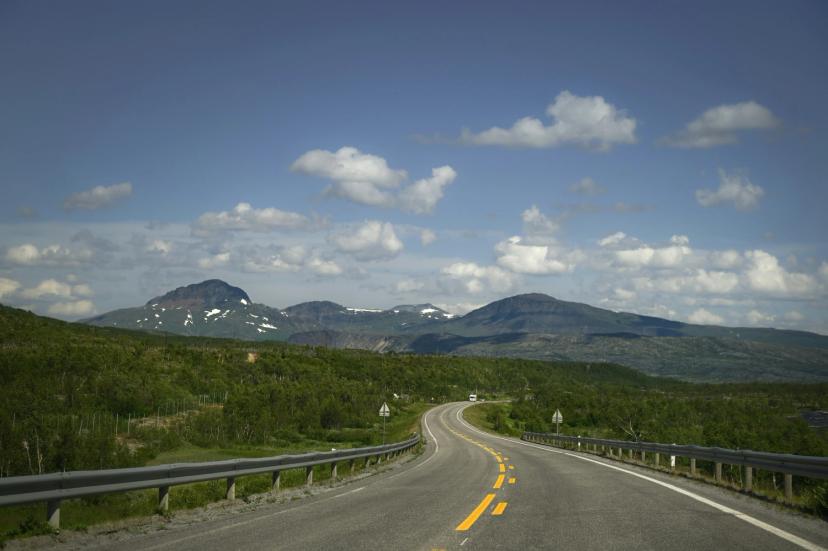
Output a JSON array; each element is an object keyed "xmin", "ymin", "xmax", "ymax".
[{"xmin": 1, "ymin": 0, "xmax": 827, "ymax": 333}]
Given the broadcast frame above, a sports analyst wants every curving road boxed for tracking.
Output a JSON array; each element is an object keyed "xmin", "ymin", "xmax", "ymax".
[{"xmin": 76, "ymin": 402, "xmax": 827, "ymax": 550}]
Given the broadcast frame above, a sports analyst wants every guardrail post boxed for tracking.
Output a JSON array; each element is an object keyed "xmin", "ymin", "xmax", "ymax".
[
  {"xmin": 628, "ymin": 449, "xmax": 633, "ymax": 460},
  {"xmin": 46, "ymin": 499, "xmax": 60, "ymax": 530},
  {"xmin": 272, "ymin": 470, "xmax": 281, "ymax": 491},
  {"xmin": 690, "ymin": 458, "xmax": 696, "ymax": 476},
  {"xmin": 655, "ymin": 453, "xmax": 660, "ymax": 468},
  {"xmin": 715, "ymin": 462, "xmax": 722, "ymax": 483},
  {"xmin": 744, "ymin": 466, "xmax": 752, "ymax": 492},
  {"xmin": 158, "ymin": 486, "xmax": 170, "ymax": 512},
  {"xmin": 670, "ymin": 446, "xmax": 676, "ymax": 471},
  {"xmin": 641, "ymin": 450, "xmax": 645, "ymax": 462},
  {"xmin": 332, "ymin": 462, "xmax": 338, "ymax": 480},
  {"xmin": 350, "ymin": 459, "xmax": 356, "ymax": 474},
  {"xmin": 306, "ymin": 466, "xmax": 314, "ymax": 486},
  {"xmin": 784, "ymin": 474, "xmax": 792, "ymax": 502},
  {"xmin": 226, "ymin": 477, "xmax": 236, "ymax": 500},
  {"xmin": 618, "ymin": 448, "xmax": 622, "ymax": 460},
  {"xmin": 577, "ymin": 436, "xmax": 581, "ymax": 451}
]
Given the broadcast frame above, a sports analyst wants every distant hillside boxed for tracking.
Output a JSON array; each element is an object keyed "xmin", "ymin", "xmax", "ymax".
[{"xmin": 82, "ymin": 280, "xmax": 828, "ymax": 382}]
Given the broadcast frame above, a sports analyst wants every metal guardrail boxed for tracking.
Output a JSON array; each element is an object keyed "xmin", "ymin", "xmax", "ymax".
[
  {"xmin": 0, "ymin": 434, "xmax": 420, "ymax": 529},
  {"xmin": 523, "ymin": 432, "xmax": 828, "ymax": 502}
]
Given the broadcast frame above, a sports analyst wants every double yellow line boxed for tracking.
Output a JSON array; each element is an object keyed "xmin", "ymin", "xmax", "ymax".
[{"xmin": 450, "ymin": 428, "xmax": 514, "ymax": 531}]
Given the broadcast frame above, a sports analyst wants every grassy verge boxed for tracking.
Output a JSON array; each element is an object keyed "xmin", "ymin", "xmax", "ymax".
[
  {"xmin": 462, "ymin": 402, "xmax": 522, "ymax": 437},
  {"xmin": 0, "ymin": 401, "xmax": 433, "ymax": 542}
]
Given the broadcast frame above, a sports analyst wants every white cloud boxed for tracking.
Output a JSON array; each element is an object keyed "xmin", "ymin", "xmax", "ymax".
[
  {"xmin": 146, "ymin": 239, "xmax": 173, "ymax": 255},
  {"xmin": 420, "ymin": 229, "xmax": 437, "ymax": 246},
  {"xmin": 746, "ymin": 309, "xmax": 775, "ymax": 326},
  {"xmin": 819, "ymin": 261, "xmax": 828, "ymax": 281},
  {"xmin": 743, "ymin": 250, "xmax": 817, "ymax": 296},
  {"xmin": 394, "ymin": 279, "xmax": 424, "ymax": 293},
  {"xmin": 292, "ymin": 147, "xmax": 456, "ymax": 213},
  {"xmin": 5, "ymin": 243, "xmax": 93, "ymax": 266},
  {"xmin": 569, "ymin": 177, "xmax": 605, "ymax": 196},
  {"xmin": 522, "ymin": 205, "xmax": 559, "ymax": 237},
  {"xmin": 661, "ymin": 101, "xmax": 780, "ymax": 148},
  {"xmin": 598, "ymin": 231, "xmax": 628, "ymax": 248},
  {"xmin": 244, "ymin": 245, "xmax": 307, "ymax": 273},
  {"xmin": 330, "ymin": 220, "xmax": 403, "ymax": 261},
  {"xmin": 20, "ymin": 279, "xmax": 93, "ymax": 300},
  {"xmin": 291, "ymin": 147, "xmax": 406, "ymax": 207},
  {"xmin": 434, "ymin": 302, "xmax": 483, "ymax": 316},
  {"xmin": 307, "ymin": 257, "xmax": 343, "ymax": 276},
  {"xmin": 460, "ymin": 91, "xmax": 637, "ymax": 150},
  {"xmin": 198, "ymin": 252, "xmax": 231, "ymax": 269},
  {"xmin": 495, "ymin": 236, "xmax": 575, "ymax": 275},
  {"xmin": 613, "ymin": 288, "xmax": 636, "ymax": 301},
  {"xmin": 194, "ymin": 202, "xmax": 312, "ymax": 234},
  {"xmin": 0, "ymin": 277, "xmax": 21, "ymax": 298},
  {"xmin": 398, "ymin": 166, "xmax": 457, "ymax": 214},
  {"xmin": 440, "ymin": 262, "xmax": 516, "ymax": 294},
  {"xmin": 63, "ymin": 182, "xmax": 132, "ymax": 210},
  {"xmin": 709, "ymin": 249, "xmax": 742, "ymax": 269},
  {"xmin": 631, "ymin": 269, "xmax": 739, "ymax": 296},
  {"xmin": 615, "ymin": 236, "xmax": 692, "ymax": 268},
  {"xmin": 696, "ymin": 169, "xmax": 764, "ymax": 211},
  {"xmin": 687, "ymin": 308, "xmax": 724, "ymax": 325},
  {"xmin": 47, "ymin": 300, "xmax": 95, "ymax": 317}
]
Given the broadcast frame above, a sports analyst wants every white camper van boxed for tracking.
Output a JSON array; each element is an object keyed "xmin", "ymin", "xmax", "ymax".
[{"xmin": 468, "ymin": 394, "xmax": 477, "ymax": 402}]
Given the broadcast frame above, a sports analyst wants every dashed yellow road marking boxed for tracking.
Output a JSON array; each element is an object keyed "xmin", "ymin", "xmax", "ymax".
[
  {"xmin": 492, "ymin": 502, "xmax": 508, "ymax": 515},
  {"xmin": 508, "ymin": 477, "xmax": 516, "ymax": 484},
  {"xmin": 509, "ymin": 465, "xmax": 514, "ymax": 470},
  {"xmin": 493, "ymin": 474, "xmax": 505, "ymax": 489},
  {"xmin": 498, "ymin": 463, "xmax": 506, "ymax": 473},
  {"xmin": 456, "ymin": 493, "xmax": 496, "ymax": 531}
]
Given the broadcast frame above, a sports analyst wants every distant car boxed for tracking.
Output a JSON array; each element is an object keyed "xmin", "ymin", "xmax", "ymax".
[{"xmin": 469, "ymin": 394, "xmax": 477, "ymax": 402}]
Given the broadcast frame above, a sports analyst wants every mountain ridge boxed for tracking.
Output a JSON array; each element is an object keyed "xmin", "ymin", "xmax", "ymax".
[{"xmin": 79, "ymin": 279, "xmax": 828, "ymax": 382}]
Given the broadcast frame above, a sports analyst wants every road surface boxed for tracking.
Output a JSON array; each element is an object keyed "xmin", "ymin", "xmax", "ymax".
[{"xmin": 43, "ymin": 402, "xmax": 828, "ymax": 550}]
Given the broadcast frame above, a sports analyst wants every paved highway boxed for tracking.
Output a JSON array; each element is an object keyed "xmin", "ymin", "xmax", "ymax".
[{"xmin": 44, "ymin": 402, "xmax": 828, "ymax": 550}]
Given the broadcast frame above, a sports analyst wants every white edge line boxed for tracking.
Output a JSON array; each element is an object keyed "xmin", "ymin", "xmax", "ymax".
[
  {"xmin": 455, "ymin": 404, "xmax": 826, "ymax": 551},
  {"xmin": 132, "ymin": 406, "xmax": 444, "ymax": 551}
]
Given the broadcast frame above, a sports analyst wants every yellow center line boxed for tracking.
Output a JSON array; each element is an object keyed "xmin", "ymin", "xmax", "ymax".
[
  {"xmin": 508, "ymin": 477, "xmax": 516, "ymax": 484},
  {"xmin": 498, "ymin": 463, "xmax": 506, "ymax": 473},
  {"xmin": 492, "ymin": 502, "xmax": 508, "ymax": 516},
  {"xmin": 495, "ymin": 455, "xmax": 502, "ymax": 462},
  {"xmin": 456, "ymin": 493, "xmax": 496, "ymax": 531},
  {"xmin": 508, "ymin": 465, "xmax": 515, "ymax": 470},
  {"xmin": 493, "ymin": 474, "xmax": 505, "ymax": 489}
]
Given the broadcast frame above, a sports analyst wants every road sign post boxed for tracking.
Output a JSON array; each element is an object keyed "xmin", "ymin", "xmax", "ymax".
[
  {"xmin": 379, "ymin": 402, "xmax": 390, "ymax": 444},
  {"xmin": 552, "ymin": 409, "xmax": 563, "ymax": 436}
]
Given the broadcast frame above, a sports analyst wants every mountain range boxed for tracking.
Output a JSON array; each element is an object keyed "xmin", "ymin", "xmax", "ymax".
[{"xmin": 83, "ymin": 279, "xmax": 828, "ymax": 383}]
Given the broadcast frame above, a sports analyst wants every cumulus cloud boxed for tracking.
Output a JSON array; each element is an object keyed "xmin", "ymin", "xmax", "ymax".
[
  {"xmin": 146, "ymin": 240, "xmax": 173, "ymax": 255},
  {"xmin": 522, "ymin": 205, "xmax": 559, "ymax": 237},
  {"xmin": 746, "ymin": 309, "xmax": 775, "ymax": 326},
  {"xmin": 687, "ymin": 308, "xmax": 724, "ymax": 325},
  {"xmin": 292, "ymin": 147, "xmax": 456, "ymax": 213},
  {"xmin": 330, "ymin": 220, "xmax": 403, "ymax": 261},
  {"xmin": 291, "ymin": 147, "xmax": 406, "ymax": 207},
  {"xmin": 661, "ymin": 101, "xmax": 780, "ymax": 148},
  {"xmin": 743, "ymin": 250, "xmax": 817, "ymax": 296},
  {"xmin": 614, "ymin": 235, "xmax": 692, "ymax": 268},
  {"xmin": 440, "ymin": 262, "xmax": 516, "ymax": 294},
  {"xmin": 194, "ymin": 202, "xmax": 313, "ymax": 234},
  {"xmin": 198, "ymin": 252, "xmax": 231, "ymax": 270},
  {"xmin": 307, "ymin": 257, "xmax": 343, "ymax": 276},
  {"xmin": 244, "ymin": 245, "xmax": 308, "ymax": 273},
  {"xmin": 783, "ymin": 311, "xmax": 804, "ymax": 322},
  {"xmin": 47, "ymin": 300, "xmax": 95, "ymax": 317},
  {"xmin": 459, "ymin": 91, "xmax": 637, "ymax": 151},
  {"xmin": 631, "ymin": 269, "xmax": 739, "ymax": 296},
  {"xmin": 63, "ymin": 182, "xmax": 132, "ymax": 210},
  {"xmin": 5, "ymin": 243, "xmax": 93, "ymax": 266},
  {"xmin": 709, "ymin": 249, "xmax": 742, "ymax": 269},
  {"xmin": 0, "ymin": 277, "xmax": 21, "ymax": 298},
  {"xmin": 495, "ymin": 236, "xmax": 575, "ymax": 275},
  {"xmin": 398, "ymin": 166, "xmax": 457, "ymax": 214},
  {"xmin": 569, "ymin": 177, "xmax": 605, "ymax": 196},
  {"xmin": 394, "ymin": 279, "xmax": 424, "ymax": 293},
  {"xmin": 696, "ymin": 169, "xmax": 764, "ymax": 211},
  {"xmin": 420, "ymin": 229, "xmax": 437, "ymax": 246}
]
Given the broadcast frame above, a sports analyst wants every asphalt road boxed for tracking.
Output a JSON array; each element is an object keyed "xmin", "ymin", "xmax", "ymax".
[{"xmin": 66, "ymin": 402, "xmax": 828, "ymax": 550}]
